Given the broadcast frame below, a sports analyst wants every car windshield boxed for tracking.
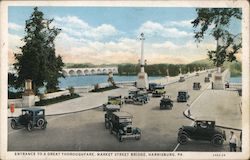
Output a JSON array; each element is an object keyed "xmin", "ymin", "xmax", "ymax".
[{"xmin": 179, "ymin": 92, "xmax": 186, "ymax": 96}]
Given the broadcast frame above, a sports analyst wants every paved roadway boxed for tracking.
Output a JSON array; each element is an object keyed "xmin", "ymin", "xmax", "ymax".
[{"xmin": 8, "ymin": 72, "xmax": 239, "ymax": 151}]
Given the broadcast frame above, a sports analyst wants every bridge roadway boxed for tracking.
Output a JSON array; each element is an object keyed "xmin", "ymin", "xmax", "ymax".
[{"xmin": 8, "ymin": 72, "xmax": 241, "ymax": 151}]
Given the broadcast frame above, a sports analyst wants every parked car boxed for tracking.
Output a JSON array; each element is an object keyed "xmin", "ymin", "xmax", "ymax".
[
  {"xmin": 204, "ymin": 77, "xmax": 210, "ymax": 83},
  {"xmin": 103, "ymin": 95, "xmax": 123, "ymax": 111},
  {"xmin": 108, "ymin": 111, "xmax": 141, "ymax": 142},
  {"xmin": 179, "ymin": 76, "xmax": 185, "ymax": 82},
  {"xmin": 177, "ymin": 90, "xmax": 190, "ymax": 102},
  {"xmin": 148, "ymin": 83, "xmax": 158, "ymax": 93},
  {"xmin": 124, "ymin": 89, "xmax": 140, "ymax": 103},
  {"xmin": 193, "ymin": 82, "xmax": 201, "ymax": 90},
  {"xmin": 177, "ymin": 119, "xmax": 226, "ymax": 146},
  {"xmin": 133, "ymin": 91, "xmax": 150, "ymax": 105},
  {"xmin": 160, "ymin": 96, "xmax": 173, "ymax": 110},
  {"xmin": 208, "ymin": 73, "xmax": 212, "ymax": 77},
  {"xmin": 104, "ymin": 105, "xmax": 120, "ymax": 129},
  {"xmin": 195, "ymin": 72, "xmax": 199, "ymax": 76},
  {"xmin": 152, "ymin": 85, "xmax": 166, "ymax": 97},
  {"xmin": 225, "ymin": 82, "xmax": 229, "ymax": 88},
  {"xmin": 11, "ymin": 108, "xmax": 47, "ymax": 131}
]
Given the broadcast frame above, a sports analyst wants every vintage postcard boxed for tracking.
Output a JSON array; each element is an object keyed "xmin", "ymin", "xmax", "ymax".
[{"xmin": 0, "ymin": 0, "xmax": 249, "ymax": 160}]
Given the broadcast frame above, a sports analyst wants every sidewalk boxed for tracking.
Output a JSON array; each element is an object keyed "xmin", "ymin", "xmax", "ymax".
[{"xmin": 8, "ymin": 87, "xmax": 132, "ymax": 117}]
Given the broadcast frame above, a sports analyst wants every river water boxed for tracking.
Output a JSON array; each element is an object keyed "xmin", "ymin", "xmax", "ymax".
[
  {"xmin": 58, "ymin": 75, "xmax": 163, "ymax": 89},
  {"xmin": 58, "ymin": 75, "xmax": 242, "ymax": 89}
]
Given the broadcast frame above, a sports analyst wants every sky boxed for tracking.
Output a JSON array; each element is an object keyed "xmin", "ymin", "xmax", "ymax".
[{"xmin": 8, "ymin": 7, "xmax": 242, "ymax": 65}]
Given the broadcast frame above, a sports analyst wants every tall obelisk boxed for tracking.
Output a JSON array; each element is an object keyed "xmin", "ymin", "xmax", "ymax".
[{"xmin": 136, "ymin": 33, "xmax": 149, "ymax": 90}]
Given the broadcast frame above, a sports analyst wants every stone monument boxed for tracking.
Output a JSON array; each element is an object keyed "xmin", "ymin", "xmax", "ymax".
[
  {"xmin": 22, "ymin": 79, "xmax": 35, "ymax": 107},
  {"xmin": 136, "ymin": 33, "xmax": 149, "ymax": 90}
]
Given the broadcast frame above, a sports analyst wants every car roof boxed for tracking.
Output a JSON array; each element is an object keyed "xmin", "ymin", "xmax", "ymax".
[
  {"xmin": 113, "ymin": 111, "xmax": 133, "ymax": 118},
  {"xmin": 108, "ymin": 95, "xmax": 121, "ymax": 98},
  {"xmin": 22, "ymin": 108, "xmax": 44, "ymax": 112},
  {"xmin": 178, "ymin": 90, "xmax": 187, "ymax": 93}
]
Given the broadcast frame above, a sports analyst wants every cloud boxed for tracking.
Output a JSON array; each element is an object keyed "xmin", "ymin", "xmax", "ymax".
[
  {"xmin": 152, "ymin": 41, "xmax": 178, "ymax": 49},
  {"xmin": 8, "ymin": 22, "xmax": 23, "ymax": 31},
  {"xmin": 167, "ymin": 19, "xmax": 193, "ymax": 28},
  {"xmin": 139, "ymin": 21, "xmax": 192, "ymax": 38},
  {"xmin": 54, "ymin": 16, "xmax": 118, "ymax": 40}
]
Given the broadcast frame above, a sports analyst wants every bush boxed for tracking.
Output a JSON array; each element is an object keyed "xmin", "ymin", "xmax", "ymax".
[
  {"xmin": 8, "ymin": 91, "xmax": 22, "ymax": 99},
  {"xmin": 35, "ymin": 93, "xmax": 80, "ymax": 106},
  {"xmin": 91, "ymin": 85, "xmax": 118, "ymax": 92}
]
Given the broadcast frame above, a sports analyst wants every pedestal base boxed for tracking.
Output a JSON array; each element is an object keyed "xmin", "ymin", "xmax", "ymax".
[
  {"xmin": 136, "ymin": 72, "xmax": 149, "ymax": 89},
  {"xmin": 212, "ymin": 73, "xmax": 224, "ymax": 90},
  {"xmin": 22, "ymin": 95, "xmax": 35, "ymax": 107}
]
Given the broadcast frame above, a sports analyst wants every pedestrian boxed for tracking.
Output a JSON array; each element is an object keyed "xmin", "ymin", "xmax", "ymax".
[
  {"xmin": 186, "ymin": 104, "xmax": 191, "ymax": 117},
  {"xmin": 229, "ymin": 131, "xmax": 237, "ymax": 152}
]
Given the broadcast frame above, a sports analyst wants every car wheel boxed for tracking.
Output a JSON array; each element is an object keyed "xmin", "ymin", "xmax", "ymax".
[
  {"xmin": 211, "ymin": 136, "xmax": 224, "ymax": 146},
  {"xmin": 105, "ymin": 122, "xmax": 110, "ymax": 129},
  {"xmin": 37, "ymin": 118, "xmax": 45, "ymax": 127},
  {"xmin": 27, "ymin": 122, "xmax": 33, "ymax": 132},
  {"xmin": 178, "ymin": 134, "xmax": 188, "ymax": 144},
  {"xmin": 11, "ymin": 120, "xmax": 17, "ymax": 129}
]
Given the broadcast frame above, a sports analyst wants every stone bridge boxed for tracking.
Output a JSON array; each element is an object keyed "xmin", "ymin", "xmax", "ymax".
[{"xmin": 62, "ymin": 67, "xmax": 118, "ymax": 76}]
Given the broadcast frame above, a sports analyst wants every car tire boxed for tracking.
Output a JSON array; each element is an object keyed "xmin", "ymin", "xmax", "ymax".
[
  {"xmin": 105, "ymin": 122, "xmax": 110, "ymax": 129},
  {"xmin": 37, "ymin": 118, "xmax": 45, "ymax": 127},
  {"xmin": 211, "ymin": 135, "xmax": 224, "ymax": 146},
  {"xmin": 27, "ymin": 122, "xmax": 33, "ymax": 132},
  {"xmin": 178, "ymin": 134, "xmax": 188, "ymax": 144},
  {"xmin": 11, "ymin": 120, "xmax": 17, "ymax": 129}
]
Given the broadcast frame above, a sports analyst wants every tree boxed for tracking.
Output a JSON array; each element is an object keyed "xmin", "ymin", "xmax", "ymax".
[
  {"xmin": 192, "ymin": 8, "xmax": 242, "ymax": 71},
  {"xmin": 14, "ymin": 7, "xmax": 64, "ymax": 93}
]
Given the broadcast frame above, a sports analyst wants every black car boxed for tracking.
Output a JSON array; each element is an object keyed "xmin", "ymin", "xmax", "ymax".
[
  {"xmin": 177, "ymin": 91, "xmax": 190, "ymax": 102},
  {"xmin": 204, "ymin": 77, "xmax": 210, "ymax": 83},
  {"xmin": 148, "ymin": 83, "xmax": 157, "ymax": 93},
  {"xmin": 193, "ymin": 82, "xmax": 201, "ymax": 90},
  {"xmin": 160, "ymin": 96, "xmax": 173, "ymax": 109},
  {"xmin": 177, "ymin": 119, "xmax": 226, "ymax": 146},
  {"xmin": 109, "ymin": 112, "xmax": 141, "ymax": 142},
  {"xmin": 179, "ymin": 76, "xmax": 185, "ymax": 82},
  {"xmin": 104, "ymin": 105, "xmax": 120, "ymax": 129},
  {"xmin": 11, "ymin": 108, "xmax": 47, "ymax": 131}
]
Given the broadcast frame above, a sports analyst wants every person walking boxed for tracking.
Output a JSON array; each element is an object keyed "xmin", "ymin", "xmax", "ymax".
[{"xmin": 229, "ymin": 131, "xmax": 237, "ymax": 152}]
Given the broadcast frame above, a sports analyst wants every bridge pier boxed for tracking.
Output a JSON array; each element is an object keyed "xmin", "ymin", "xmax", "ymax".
[{"xmin": 212, "ymin": 69, "xmax": 230, "ymax": 90}]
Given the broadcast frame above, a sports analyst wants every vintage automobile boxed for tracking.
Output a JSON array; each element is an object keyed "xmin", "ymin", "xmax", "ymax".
[
  {"xmin": 109, "ymin": 111, "xmax": 141, "ymax": 142},
  {"xmin": 160, "ymin": 96, "xmax": 173, "ymax": 110},
  {"xmin": 124, "ymin": 89, "xmax": 140, "ymax": 103},
  {"xmin": 195, "ymin": 72, "xmax": 199, "ymax": 76},
  {"xmin": 133, "ymin": 91, "xmax": 150, "ymax": 105},
  {"xmin": 152, "ymin": 85, "xmax": 166, "ymax": 97},
  {"xmin": 177, "ymin": 90, "xmax": 190, "ymax": 102},
  {"xmin": 103, "ymin": 95, "xmax": 123, "ymax": 111},
  {"xmin": 104, "ymin": 105, "xmax": 120, "ymax": 129},
  {"xmin": 193, "ymin": 82, "xmax": 201, "ymax": 90},
  {"xmin": 177, "ymin": 119, "xmax": 226, "ymax": 146},
  {"xmin": 204, "ymin": 77, "xmax": 210, "ymax": 83},
  {"xmin": 148, "ymin": 83, "xmax": 158, "ymax": 93},
  {"xmin": 179, "ymin": 76, "xmax": 185, "ymax": 82},
  {"xmin": 10, "ymin": 108, "xmax": 47, "ymax": 131},
  {"xmin": 225, "ymin": 82, "xmax": 230, "ymax": 88},
  {"xmin": 208, "ymin": 73, "xmax": 212, "ymax": 77}
]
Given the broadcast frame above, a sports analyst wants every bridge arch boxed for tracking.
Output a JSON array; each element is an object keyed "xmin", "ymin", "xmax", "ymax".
[
  {"xmin": 84, "ymin": 69, "xmax": 89, "ymax": 75},
  {"xmin": 76, "ymin": 70, "xmax": 83, "ymax": 76},
  {"xmin": 69, "ymin": 70, "xmax": 76, "ymax": 76},
  {"xmin": 91, "ymin": 69, "xmax": 95, "ymax": 74}
]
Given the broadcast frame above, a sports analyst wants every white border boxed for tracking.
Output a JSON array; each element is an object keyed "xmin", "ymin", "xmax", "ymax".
[{"xmin": 1, "ymin": 0, "xmax": 249, "ymax": 160}]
